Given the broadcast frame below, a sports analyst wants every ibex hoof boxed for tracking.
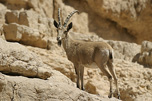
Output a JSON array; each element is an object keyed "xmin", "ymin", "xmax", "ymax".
[
  {"xmin": 108, "ymin": 93, "xmax": 112, "ymax": 98},
  {"xmin": 108, "ymin": 95, "xmax": 112, "ymax": 98},
  {"xmin": 81, "ymin": 87, "xmax": 85, "ymax": 91},
  {"xmin": 77, "ymin": 84, "xmax": 80, "ymax": 89},
  {"xmin": 117, "ymin": 94, "xmax": 120, "ymax": 99}
]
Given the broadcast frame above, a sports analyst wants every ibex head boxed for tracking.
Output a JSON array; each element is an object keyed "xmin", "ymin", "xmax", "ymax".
[{"xmin": 53, "ymin": 8, "xmax": 79, "ymax": 46}]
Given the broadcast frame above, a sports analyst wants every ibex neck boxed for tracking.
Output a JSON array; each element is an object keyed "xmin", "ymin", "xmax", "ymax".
[{"xmin": 62, "ymin": 34, "xmax": 73, "ymax": 51}]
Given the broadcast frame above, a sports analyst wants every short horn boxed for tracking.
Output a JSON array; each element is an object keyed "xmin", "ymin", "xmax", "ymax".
[
  {"xmin": 63, "ymin": 10, "xmax": 79, "ymax": 27},
  {"xmin": 58, "ymin": 8, "xmax": 61, "ymax": 27}
]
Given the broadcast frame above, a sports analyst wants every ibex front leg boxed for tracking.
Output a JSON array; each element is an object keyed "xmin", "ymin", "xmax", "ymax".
[
  {"xmin": 79, "ymin": 64, "xmax": 84, "ymax": 90},
  {"xmin": 74, "ymin": 64, "xmax": 80, "ymax": 89}
]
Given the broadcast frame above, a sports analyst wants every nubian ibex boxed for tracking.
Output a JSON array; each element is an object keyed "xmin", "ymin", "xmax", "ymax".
[{"xmin": 53, "ymin": 8, "xmax": 120, "ymax": 99}]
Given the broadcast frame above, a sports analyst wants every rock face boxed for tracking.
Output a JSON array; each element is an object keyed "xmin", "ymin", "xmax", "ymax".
[
  {"xmin": 4, "ymin": 9, "xmax": 55, "ymax": 48},
  {"xmin": 83, "ymin": 59, "xmax": 152, "ymax": 101},
  {"xmin": 0, "ymin": 73, "xmax": 117, "ymax": 101},
  {"xmin": 0, "ymin": 38, "xmax": 52, "ymax": 79},
  {"xmin": 63, "ymin": 0, "xmax": 152, "ymax": 43},
  {"xmin": 3, "ymin": 23, "xmax": 48, "ymax": 48},
  {"xmin": 134, "ymin": 41, "xmax": 152, "ymax": 67},
  {"xmin": 0, "ymin": 0, "xmax": 152, "ymax": 101}
]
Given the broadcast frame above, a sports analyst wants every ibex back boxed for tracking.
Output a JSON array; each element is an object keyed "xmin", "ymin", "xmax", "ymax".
[{"xmin": 53, "ymin": 8, "xmax": 120, "ymax": 99}]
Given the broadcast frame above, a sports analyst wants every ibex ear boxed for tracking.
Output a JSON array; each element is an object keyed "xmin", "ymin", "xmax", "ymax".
[
  {"xmin": 67, "ymin": 22, "xmax": 72, "ymax": 32},
  {"xmin": 54, "ymin": 20, "xmax": 59, "ymax": 28}
]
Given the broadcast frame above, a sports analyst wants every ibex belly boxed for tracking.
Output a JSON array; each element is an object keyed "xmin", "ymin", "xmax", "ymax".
[{"xmin": 78, "ymin": 48, "xmax": 94, "ymax": 65}]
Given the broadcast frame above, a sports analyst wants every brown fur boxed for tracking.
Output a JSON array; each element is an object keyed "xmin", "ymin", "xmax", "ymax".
[{"xmin": 62, "ymin": 35, "xmax": 113, "ymax": 64}]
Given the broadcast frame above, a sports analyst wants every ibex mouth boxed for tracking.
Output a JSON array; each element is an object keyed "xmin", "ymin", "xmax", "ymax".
[{"xmin": 58, "ymin": 40, "xmax": 62, "ymax": 46}]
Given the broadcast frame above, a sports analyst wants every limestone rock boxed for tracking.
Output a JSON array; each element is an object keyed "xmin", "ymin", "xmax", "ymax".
[
  {"xmin": 134, "ymin": 41, "xmax": 152, "ymax": 67},
  {"xmin": 70, "ymin": 32, "xmax": 104, "ymax": 42},
  {"xmin": 27, "ymin": 0, "xmax": 54, "ymax": 18},
  {"xmin": 82, "ymin": 59, "xmax": 152, "ymax": 101},
  {"xmin": 141, "ymin": 41, "xmax": 152, "ymax": 53},
  {"xmin": 115, "ymin": 59, "xmax": 152, "ymax": 101},
  {"xmin": 4, "ymin": 10, "xmax": 56, "ymax": 48},
  {"xmin": 63, "ymin": 0, "xmax": 136, "ymax": 43},
  {"xmin": 0, "ymin": 0, "xmax": 152, "ymax": 101},
  {"xmin": 0, "ymin": 3, "xmax": 7, "ymax": 39},
  {"xmin": 5, "ymin": 10, "xmax": 55, "ymax": 37},
  {"xmin": 0, "ymin": 73, "xmax": 119, "ymax": 101},
  {"xmin": 3, "ymin": 23, "xmax": 47, "ymax": 48},
  {"xmin": 0, "ymin": 38, "xmax": 51, "ymax": 79},
  {"xmin": 0, "ymin": 0, "xmax": 53, "ymax": 18},
  {"xmin": 27, "ymin": 45, "xmax": 76, "ymax": 82},
  {"xmin": 86, "ymin": 0, "xmax": 152, "ymax": 43},
  {"xmin": 0, "ymin": 3, "xmax": 7, "ymax": 24},
  {"xmin": 5, "ymin": 10, "xmax": 38, "ymax": 27},
  {"xmin": 63, "ymin": 0, "xmax": 152, "ymax": 43}
]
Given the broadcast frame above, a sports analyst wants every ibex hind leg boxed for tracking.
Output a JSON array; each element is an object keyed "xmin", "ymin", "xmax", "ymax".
[
  {"xmin": 107, "ymin": 60, "xmax": 120, "ymax": 99},
  {"xmin": 94, "ymin": 49, "xmax": 113, "ymax": 98},
  {"xmin": 95, "ymin": 61, "xmax": 113, "ymax": 98}
]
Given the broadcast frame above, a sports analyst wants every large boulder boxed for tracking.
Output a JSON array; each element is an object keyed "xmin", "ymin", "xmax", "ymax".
[
  {"xmin": 4, "ymin": 10, "xmax": 56, "ymax": 48},
  {"xmin": 5, "ymin": 9, "xmax": 55, "ymax": 36},
  {"xmin": 134, "ymin": 41, "xmax": 152, "ymax": 67},
  {"xmin": 141, "ymin": 41, "xmax": 152, "ymax": 53},
  {"xmin": 3, "ymin": 23, "xmax": 47, "ymax": 48},
  {"xmin": 0, "ymin": 73, "xmax": 119, "ymax": 101},
  {"xmin": 0, "ymin": 38, "xmax": 51, "ymax": 79}
]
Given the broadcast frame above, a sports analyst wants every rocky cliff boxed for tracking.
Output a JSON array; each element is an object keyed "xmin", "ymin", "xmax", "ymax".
[{"xmin": 0, "ymin": 0, "xmax": 152, "ymax": 101}]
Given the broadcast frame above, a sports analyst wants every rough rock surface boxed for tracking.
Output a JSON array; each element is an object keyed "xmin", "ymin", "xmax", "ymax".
[
  {"xmin": 63, "ymin": 0, "xmax": 152, "ymax": 43},
  {"xmin": 27, "ymin": 45, "xmax": 76, "ymax": 81},
  {"xmin": 134, "ymin": 41, "xmax": 152, "ymax": 67},
  {"xmin": 0, "ymin": 73, "xmax": 119, "ymax": 101},
  {"xmin": 83, "ymin": 59, "xmax": 152, "ymax": 101},
  {"xmin": 3, "ymin": 23, "xmax": 48, "ymax": 48},
  {"xmin": 4, "ymin": 9, "xmax": 55, "ymax": 48},
  {"xmin": 0, "ymin": 0, "xmax": 53, "ymax": 18},
  {"xmin": 5, "ymin": 10, "xmax": 55, "ymax": 36},
  {"xmin": 0, "ymin": 0, "xmax": 152, "ymax": 101},
  {"xmin": 0, "ymin": 38, "xmax": 52, "ymax": 79}
]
